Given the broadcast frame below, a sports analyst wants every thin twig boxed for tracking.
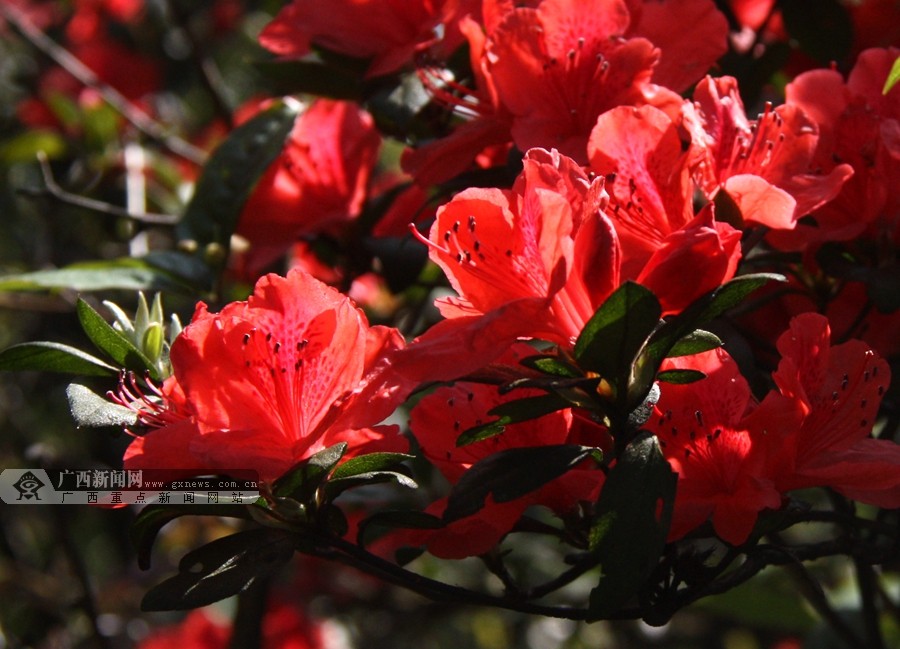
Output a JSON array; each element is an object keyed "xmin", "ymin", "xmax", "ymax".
[
  {"xmin": 17, "ymin": 152, "xmax": 179, "ymax": 224},
  {"xmin": 0, "ymin": 3, "xmax": 206, "ymax": 165}
]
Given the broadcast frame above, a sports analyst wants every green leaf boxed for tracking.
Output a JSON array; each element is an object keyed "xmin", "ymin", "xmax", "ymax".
[
  {"xmin": 329, "ymin": 452, "xmax": 413, "ymax": 481},
  {"xmin": 130, "ymin": 504, "xmax": 253, "ymax": 570},
  {"xmin": 519, "ymin": 354, "xmax": 582, "ymax": 378},
  {"xmin": 443, "ymin": 445, "xmax": 597, "ymax": 523},
  {"xmin": 66, "ymin": 383, "xmax": 138, "ymax": 428},
  {"xmin": 588, "ymin": 433, "xmax": 676, "ymax": 620},
  {"xmin": 325, "ymin": 469, "xmax": 418, "ymax": 498},
  {"xmin": 456, "ymin": 393, "xmax": 574, "ymax": 446},
  {"xmin": 0, "ymin": 341, "xmax": 117, "ymax": 376},
  {"xmin": 656, "ymin": 369, "xmax": 707, "ymax": 385},
  {"xmin": 0, "ymin": 258, "xmax": 194, "ymax": 293},
  {"xmin": 272, "ymin": 443, "xmax": 347, "ymax": 502},
  {"xmin": 176, "ymin": 99, "xmax": 301, "ymax": 284},
  {"xmin": 667, "ymin": 330, "xmax": 722, "ymax": 357},
  {"xmin": 884, "ymin": 55, "xmax": 900, "ymax": 95},
  {"xmin": 76, "ymin": 299, "xmax": 159, "ymax": 380},
  {"xmin": 141, "ymin": 529, "xmax": 296, "ymax": 611},
  {"xmin": 574, "ymin": 282, "xmax": 661, "ymax": 400},
  {"xmin": 643, "ymin": 273, "xmax": 783, "ymax": 370},
  {"xmin": 356, "ymin": 510, "xmax": 443, "ymax": 549}
]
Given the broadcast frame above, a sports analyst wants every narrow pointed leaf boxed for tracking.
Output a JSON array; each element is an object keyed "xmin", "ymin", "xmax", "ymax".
[
  {"xmin": 325, "ymin": 470, "xmax": 418, "ymax": 498},
  {"xmin": 357, "ymin": 510, "xmax": 443, "ymax": 549},
  {"xmin": 0, "ymin": 341, "xmax": 117, "ymax": 376},
  {"xmin": 643, "ymin": 273, "xmax": 783, "ymax": 371},
  {"xmin": 667, "ymin": 330, "xmax": 722, "ymax": 357},
  {"xmin": 588, "ymin": 433, "xmax": 675, "ymax": 620},
  {"xmin": 574, "ymin": 282, "xmax": 661, "ymax": 397},
  {"xmin": 141, "ymin": 529, "xmax": 295, "ymax": 611},
  {"xmin": 272, "ymin": 443, "xmax": 347, "ymax": 501},
  {"xmin": 443, "ymin": 445, "xmax": 597, "ymax": 523},
  {"xmin": 176, "ymin": 99, "xmax": 301, "ymax": 285},
  {"xmin": 657, "ymin": 369, "xmax": 707, "ymax": 384},
  {"xmin": 76, "ymin": 299, "xmax": 160, "ymax": 380},
  {"xmin": 457, "ymin": 393, "xmax": 573, "ymax": 446},
  {"xmin": 519, "ymin": 354, "xmax": 582, "ymax": 377},
  {"xmin": 328, "ymin": 452, "xmax": 413, "ymax": 481},
  {"xmin": 130, "ymin": 504, "xmax": 254, "ymax": 570}
]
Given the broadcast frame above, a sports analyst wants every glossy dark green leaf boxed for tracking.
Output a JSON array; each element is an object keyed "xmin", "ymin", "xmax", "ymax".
[
  {"xmin": 141, "ymin": 529, "xmax": 295, "ymax": 611},
  {"xmin": 329, "ymin": 452, "xmax": 414, "ymax": 481},
  {"xmin": 574, "ymin": 281, "xmax": 661, "ymax": 399},
  {"xmin": 324, "ymin": 469, "xmax": 418, "ymax": 498},
  {"xmin": 176, "ymin": 99, "xmax": 301, "ymax": 284},
  {"xmin": 588, "ymin": 433, "xmax": 675, "ymax": 620},
  {"xmin": 0, "ymin": 341, "xmax": 117, "ymax": 376},
  {"xmin": 272, "ymin": 443, "xmax": 347, "ymax": 502},
  {"xmin": 0, "ymin": 258, "xmax": 192, "ymax": 293},
  {"xmin": 76, "ymin": 298, "xmax": 160, "ymax": 380},
  {"xmin": 357, "ymin": 510, "xmax": 443, "ymax": 549},
  {"xmin": 456, "ymin": 393, "xmax": 574, "ymax": 446},
  {"xmin": 667, "ymin": 330, "xmax": 722, "ymax": 358},
  {"xmin": 656, "ymin": 369, "xmax": 707, "ymax": 385},
  {"xmin": 130, "ymin": 504, "xmax": 254, "ymax": 570},
  {"xmin": 443, "ymin": 445, "xmax": 597, "ymax": 523},
  {"xmin": 66, "ymin": 383, "xmax": 138, "ymax": 428},
  {"xmin": 520, "ymin": 354, "xmax": 582, "ymax": 377},
  {"xmin": 643, "ymin": 274, "xmax": 783, "ymax": 370}
]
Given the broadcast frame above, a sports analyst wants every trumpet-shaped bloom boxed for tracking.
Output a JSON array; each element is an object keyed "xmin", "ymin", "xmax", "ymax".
[
  {"xmin": 397, "ymin": 148, "xmax": 618, "ymax": 381},
  {"xmin": 123, "ymin": 269, "xmax": 408, "ymax": 483},
  {"xmin": 403, "ymin": 0, "xmax": 706, "ymax": 183},
  {"xmin": 588, "ymin": 105, "xmax": 742, "ymax": 312},
  {"xmin": 683, "ymin": 75, "xmax": 853, "ymax": 231},
  {"xmin": 775, "ymin": 47, "xmax": 900, "ymax": 247},
  {"xmin": 649, "ymin": 313, "xmax": 898, "ymax": 545},
  {"xmin": 235, "ymin": 99, "xmax": 381, "ymax": 277},
  {"xmin": 765, "ymin": 313, "xmax": 899, "ymax": 505}
]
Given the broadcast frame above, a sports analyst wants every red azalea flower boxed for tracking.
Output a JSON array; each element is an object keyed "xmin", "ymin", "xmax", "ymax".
[
  {"xmin": 649, "ymin": 313, "xmax": 898, "ymax": 545},
  {"xmin": 123, "ymin": 269, "xmax": 409, "ymax": 483},
  {"xmin": 407, "ymin": 344, "xmax": 607, "ymax": 558},
  {"xmin": 623, "ymin": 0, "xmax": 729, "ymax": 93},
  {"xmin": 398, "ymin": 148, "xmax": 618, "ymax": 381},
  {"xmin": 648, "ymin": 348, "xmax": 781, "ymax": 545},
  {"xmin": 587, "ymin": 105, "xmax": 742, "ymax": 312},
  {"xmin": 258, "ymin": 0, "xmax": 480, "ymax": 78},
  {"xmin": 773, "ymin": 47, "xmax": 900, "ymax": 248},
  {"xmin": 235, "ymin": 99, "xmax": 381, "ymax": 277},
  {"xmin": 403, "ymin": 0, "xmax": 694, "ymax": 184},
  {"xmin": 682, "ymin": 75, "xmax": 853, "ymax": 231},
  {"xmin": 764, "ymin": 313, "xmax": 899, "ymax": 506}
]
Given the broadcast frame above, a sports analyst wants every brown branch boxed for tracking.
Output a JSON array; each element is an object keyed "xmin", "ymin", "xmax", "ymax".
[
  {"xmin": 0, "ymin": 3, "xmax": 207, "ymax": 165},
  {"xmin": 17, "ymin": 152, "xmax": 179, "ymax": 224}
]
